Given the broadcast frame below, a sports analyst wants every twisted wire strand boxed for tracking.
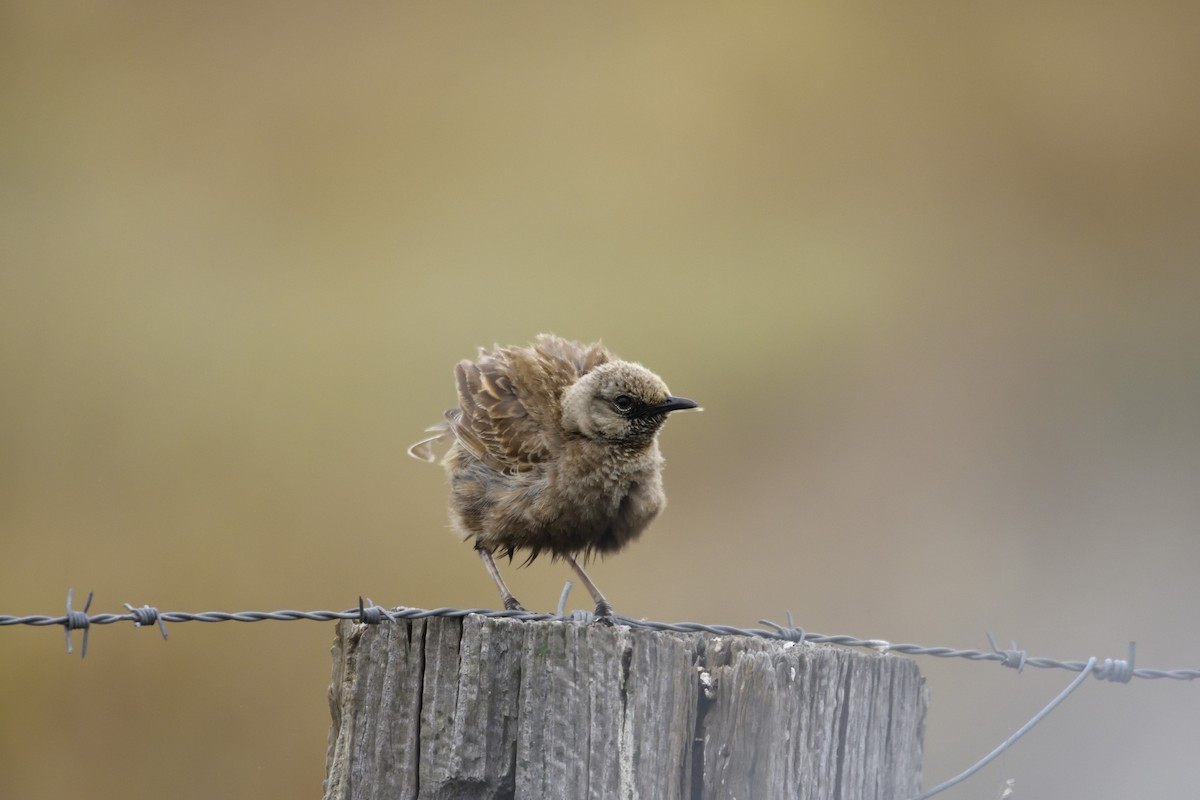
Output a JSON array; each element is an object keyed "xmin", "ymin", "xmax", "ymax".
[{"xmin": 1, "ymin": 590, "xmax": 1196, "ymax": 682}]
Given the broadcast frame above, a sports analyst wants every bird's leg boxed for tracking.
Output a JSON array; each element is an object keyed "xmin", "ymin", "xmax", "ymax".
[
  {"xmin": 566, "ymin": 555, "xmax": 614, "ymax": 618},
  {"xmin": 476, "ymin": 544, "xmax": 526, "ymax": 612}
]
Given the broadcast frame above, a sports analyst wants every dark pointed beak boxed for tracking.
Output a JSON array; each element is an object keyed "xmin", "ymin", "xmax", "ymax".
[{"xmin": 638, "ymin": 396, "xmax": 700, "ymax": 417}]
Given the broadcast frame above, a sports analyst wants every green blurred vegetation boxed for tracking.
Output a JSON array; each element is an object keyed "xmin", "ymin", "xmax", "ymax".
[{"xmin": 2, "ymin": 3, "xmax": 1199, "ymax": 799}]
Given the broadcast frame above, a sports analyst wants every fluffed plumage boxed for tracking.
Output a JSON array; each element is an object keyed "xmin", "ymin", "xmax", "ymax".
[{"xmin": 409, "ymin": 334, "xmax": 698, "ymax": 616}]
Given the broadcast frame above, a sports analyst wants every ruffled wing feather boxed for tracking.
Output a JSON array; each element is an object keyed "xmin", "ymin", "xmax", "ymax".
[{"xmin": 448, "ymin": 335, "xmax": 611, "ymax": 473}]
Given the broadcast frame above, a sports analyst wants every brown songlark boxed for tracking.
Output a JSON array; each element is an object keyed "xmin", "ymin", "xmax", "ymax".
[{"xmin": 409, "ymin": 334, "xmax": 698, "ymax": 617}]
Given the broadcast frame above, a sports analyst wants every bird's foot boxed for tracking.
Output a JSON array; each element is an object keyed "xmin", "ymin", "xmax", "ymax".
[
  {"xmin": 594, "ymin": 600, "xmax": 615, "ymax": 620},
  {"xmin": 503, "ymin": 596, "xmax": 527, "ymax": 612}
]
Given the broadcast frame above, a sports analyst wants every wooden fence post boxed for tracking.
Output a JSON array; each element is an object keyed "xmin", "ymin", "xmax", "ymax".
[{"xmin": 324, "ymin": 615, "xmax": 926, "ymax": 800}]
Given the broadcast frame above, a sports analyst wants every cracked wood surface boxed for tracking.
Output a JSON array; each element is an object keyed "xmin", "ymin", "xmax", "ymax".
[{"xmin": 324, "ymin": 616, "xmax": 926, "ymax": 800}]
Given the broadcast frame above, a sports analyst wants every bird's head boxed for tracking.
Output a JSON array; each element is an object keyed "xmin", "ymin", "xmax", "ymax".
[{"xmin": 561, "ymin": 361, "xmax": 698, "ymax": 445}]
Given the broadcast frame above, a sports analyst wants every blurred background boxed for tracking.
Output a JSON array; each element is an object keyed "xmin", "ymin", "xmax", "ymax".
[{"xmin": 2, "ymin": 3, "xmax": 1198, "ymax": 798}]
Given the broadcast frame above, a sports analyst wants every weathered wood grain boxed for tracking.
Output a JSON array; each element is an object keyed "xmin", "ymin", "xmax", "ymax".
[{"xmin": 324, "ymin": 616, "xmax": 926, "ymax": 800}]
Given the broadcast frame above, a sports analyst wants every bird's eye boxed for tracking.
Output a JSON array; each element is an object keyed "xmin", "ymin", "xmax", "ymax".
[{"xmin": 612, "ymin": 395, "xmax": 634, "ymax": 413}]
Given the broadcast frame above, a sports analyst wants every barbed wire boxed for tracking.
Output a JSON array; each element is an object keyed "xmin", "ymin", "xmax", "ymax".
[
  {"xmin": 2, "ymin": 587, "xmax": 1194, "ymax": 683},
  {"xmin": 3, "ymin": 587, "xmax": 1197, "ymax": 799}
]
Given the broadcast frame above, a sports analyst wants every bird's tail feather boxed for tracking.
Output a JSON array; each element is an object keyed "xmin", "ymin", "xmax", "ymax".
[{"xmin": 406, "ymin": 423, "xmax": 449, "ymax": 463}]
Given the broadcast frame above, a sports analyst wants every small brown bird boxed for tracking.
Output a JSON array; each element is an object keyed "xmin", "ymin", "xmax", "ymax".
[{"xmin": 408, "ymin": 334, "xmax": 698, "ymax": 617}]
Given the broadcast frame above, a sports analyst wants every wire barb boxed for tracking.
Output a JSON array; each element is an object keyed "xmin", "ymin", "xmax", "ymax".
[
  {"xmin": 124, "ymin": 603, "xmax": 168, "ymax": 640},
  {"xmin": 758, "ymin": 614, "xmax": 807, "ymax": 644},
  {"xmin": 357, "ymin": 597, "xmax": 396, "ymax": 625},
  {"xmin": 64, "ymin": 588, "xmax": 93, "ymax": 658},
  {"xmin": 555, "ymin": 581, "xmax": 574, "ymax": 617},
  {"xmin": 986, "ymin": 631, "xmax": 1027, "ymax": 673}
]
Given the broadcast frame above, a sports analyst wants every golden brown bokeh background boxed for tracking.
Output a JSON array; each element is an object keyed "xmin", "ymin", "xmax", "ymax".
[{"xmin": 3, "ymin": 4, "xmax": 1199, "ymax": 798}]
